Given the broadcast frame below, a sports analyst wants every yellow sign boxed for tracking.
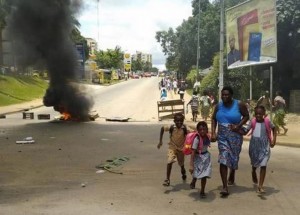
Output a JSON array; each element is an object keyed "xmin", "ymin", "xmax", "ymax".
[
  {"xmin": 124, "ymin": 53, "xmax": 130, "ymax": 59},
  {"xmin": 226, "ymin": 0, "xmax": 277, "ymax": 69},
  {"xmin": 124, "ymin": 64, "xmax": 131, "ymax": 70}
]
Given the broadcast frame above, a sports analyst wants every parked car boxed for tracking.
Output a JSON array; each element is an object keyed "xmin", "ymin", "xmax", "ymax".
[
  {"xmin": 144, "ymin": 72, "xmax": 151, "ymax": 77},
  {"xmin": 132, "ymin": 73, "xmax": 140, "ymax": 79}
]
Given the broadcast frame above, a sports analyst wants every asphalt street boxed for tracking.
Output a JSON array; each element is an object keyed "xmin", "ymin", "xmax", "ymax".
[{"xmin": 0, "ymin": 78, "xmax": 299, "ymax": 215}]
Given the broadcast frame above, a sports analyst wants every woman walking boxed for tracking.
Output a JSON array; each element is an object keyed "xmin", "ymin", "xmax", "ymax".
[{"xmin": 211, "ymin": 86, "xmax": 249, "ymax": 197}]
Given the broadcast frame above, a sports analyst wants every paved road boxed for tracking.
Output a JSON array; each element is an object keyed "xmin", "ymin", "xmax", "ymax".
[{"xmin": 0, "ymin": 78, "xmax": 299, "ymax": 215}]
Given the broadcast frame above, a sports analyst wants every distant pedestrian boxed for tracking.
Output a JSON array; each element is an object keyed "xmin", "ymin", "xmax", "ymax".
[
  {"xmin": 193, "ymin": 80, "xmax": 201, "ymax": 94},
  {"xmin": 199, "ymin": 90, "xmax": 211, "ymax": 122},
  {"xmin": 173, "ymin": 79, "xmax": 178, "ymax": 94},
  {"xmin": 241, "ymin": 105, "xmax": 277, "ymax": 194},
  {"xmin": 257, "ymin": 91, "xmax": 272, "ymax": 112},
  {"xmin": 189, "ymin": 121, "xmax": 212, "ymax": 198},
  {"xmin": 160, "ymin": 87, "xmax": 167, "ymax": 101},
  {"xmin": 273, "ymin": 91, "xmax": 288, "ymax": 134},
  {"xmin": 187, "ymin": 91, "xmax": 200, "ymax": 122},
  {"xmin": 178, "ymin": 84, "xmax": 185, "ymax": 100}
]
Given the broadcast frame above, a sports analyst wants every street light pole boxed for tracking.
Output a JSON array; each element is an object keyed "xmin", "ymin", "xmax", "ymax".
[{"xmin": 196, "ymin": 0, "xmax": 201, "ymax": 81}]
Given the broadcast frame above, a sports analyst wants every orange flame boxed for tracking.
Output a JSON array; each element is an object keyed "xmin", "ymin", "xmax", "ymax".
[{"xmin": 61, "ymin": 112, "xmax": 71, "ymax": 120}]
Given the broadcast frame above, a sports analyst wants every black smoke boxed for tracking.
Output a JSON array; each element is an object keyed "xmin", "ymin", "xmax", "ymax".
[{"xmin": 7, "ymin": 0, "xmax": 94, "ymax": 121}]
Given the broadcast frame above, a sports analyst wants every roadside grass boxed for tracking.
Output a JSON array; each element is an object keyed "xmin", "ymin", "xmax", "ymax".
[{"xmin": 0, "ymin": 75, "xmax": 48, "ymax": 106}]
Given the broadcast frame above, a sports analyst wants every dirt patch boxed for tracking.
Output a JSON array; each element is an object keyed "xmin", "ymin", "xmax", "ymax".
[{"xmin": 286, "ymin": 113, "xmax": 300, "ymax": 124}]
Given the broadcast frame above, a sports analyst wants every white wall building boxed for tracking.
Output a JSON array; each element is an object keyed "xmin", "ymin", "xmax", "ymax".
[{"xmin": 132, "ymin": 51, "xmax": 152, "ymax": 64}]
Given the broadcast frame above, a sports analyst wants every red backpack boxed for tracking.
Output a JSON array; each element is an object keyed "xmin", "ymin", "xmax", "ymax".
[{"xmin": 182, "ymin": 132, "xmax": 209, "ymax": 155}]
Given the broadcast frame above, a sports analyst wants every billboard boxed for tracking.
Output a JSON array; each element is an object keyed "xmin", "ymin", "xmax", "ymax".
[{"xmin": 226, "ymin": 0, "xmax": 277, "ymax": 69}]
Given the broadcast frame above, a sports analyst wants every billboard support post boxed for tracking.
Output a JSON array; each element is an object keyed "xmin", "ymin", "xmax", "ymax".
[
  {"xmin": 219, "ymin": 0, "xmax": 225, "ymax": 101},
  {"xmin": 270, "ymin": 65, "xmax": 273, "ymax": 120},
  {"xmin": 196, "ymin": 0, "xmax": 201, "ymax": 81},
  {"xmin": 250, "ymin": 66, "xmax": 252, "ymax": 100}
]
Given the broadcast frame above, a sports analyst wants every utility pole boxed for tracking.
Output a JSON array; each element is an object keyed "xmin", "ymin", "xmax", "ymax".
[
  {"xmin": 97, "ymin": 0, "xmax": 100, "ymax": 49},
  {"xmin": 196, "ymin": 0, "xmax": 201, "ymax": 81},
  {"xmin": 219, "ymin": 0, "xmax": 225, "ymax": 101}
]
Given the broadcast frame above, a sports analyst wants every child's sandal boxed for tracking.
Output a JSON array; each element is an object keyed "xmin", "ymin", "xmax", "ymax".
[
  {"xmin": 163, "ymin": 179, "xmax": 170, "ymax": 186},
  {"xmin": 200, "ymin": 192, "xmax": 206, "ymax": 198},
  {"xmin": 190, "ymin": 182, "xmax": 195, "ymax": 189}
]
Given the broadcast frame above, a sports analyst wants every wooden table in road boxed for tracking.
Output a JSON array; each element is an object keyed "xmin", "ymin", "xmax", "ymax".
[{"xmin": 157, "ymin": 99, "xmax": 185, "ymax": 121}]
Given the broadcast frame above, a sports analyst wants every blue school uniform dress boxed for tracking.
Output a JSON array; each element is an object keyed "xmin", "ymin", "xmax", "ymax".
[
  {"xmin": 246, "ymin": 120, "xmax": 275, "ymax": 167},
  {"xmin": 192, "ymin": 136, "xmax": 212, "ymax": 179}
]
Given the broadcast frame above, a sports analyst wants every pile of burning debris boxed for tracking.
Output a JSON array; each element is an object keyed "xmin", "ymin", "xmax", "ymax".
[{"xmin": 43, "ymin": 83, "xmax": 96, "ymax": 122}]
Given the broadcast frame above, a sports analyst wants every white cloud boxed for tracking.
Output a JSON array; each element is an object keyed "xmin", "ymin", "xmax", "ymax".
[{"xmin": 78, "ymin": 0, "xmax": 192, "ymax": 70}]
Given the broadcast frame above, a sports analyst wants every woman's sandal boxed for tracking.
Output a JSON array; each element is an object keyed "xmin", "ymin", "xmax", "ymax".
[
  {"xmin": 228, "ymin": 180, "xmax": 235, "ymax": 185},
  {"xmin": 257, "ymin": 187, "xmax": 266, "ymax": 194},
  {"xmin": 252, "ymin": 171, "xmax": 258, "ymax": 184},
  {"xmin": 220, "ymin": 188, "xmax": 229, "ymax": 197},
  {"xmin": 163, "ymin": 179, "xmax": 170, "ymax": 187}
]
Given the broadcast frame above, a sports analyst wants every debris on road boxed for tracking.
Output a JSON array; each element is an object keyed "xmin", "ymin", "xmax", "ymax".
[
  {"xmin": 16, "ymin": 137, "xmax": 35, "ymax": 144},
  {"xmin": 105, "ymin": 117, "xmax": 130, "ymax": 122},
  {"xmin": 96, "ymin": 169, "xmax": 105, "ymax": 174},
  {"xmin": 96, "ymin": 156, "xmax": 130, "ymax": 174},
  {"xmin": 22, "ymin": 112, "xmax": 34, "ymax": 119},
  {"xmin": 38, "ymin": 114, "xmax": 51, "ymax": 120}
]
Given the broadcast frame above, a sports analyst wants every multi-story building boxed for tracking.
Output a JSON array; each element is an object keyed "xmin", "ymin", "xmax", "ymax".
[
  {"xmin": 85, "ymin": 38, "xmax": 97, "ymax": 57},
  {"xmin": 132, "ymin": 51, "xmax": 152, "ymax": 64}
]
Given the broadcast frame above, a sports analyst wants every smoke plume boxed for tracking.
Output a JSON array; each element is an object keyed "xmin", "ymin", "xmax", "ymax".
[{"xmin": 7, "ymin": 0, "xmax": 94, "ymax": 121}]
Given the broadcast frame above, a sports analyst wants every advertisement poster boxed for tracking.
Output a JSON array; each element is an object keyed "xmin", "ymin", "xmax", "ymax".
[{"xmin": 226, "ymin": 0, "xmax": 277, "ymax": 69}]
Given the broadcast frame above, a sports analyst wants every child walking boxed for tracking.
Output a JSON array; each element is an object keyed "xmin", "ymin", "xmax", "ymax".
[
  {"xmin": 187, "ymin": 91, "xmax": 200, "ymax": 122},
  {"xmin": 157, "ymin": 113, "xmax": 189, "ymax": 186},
  {"xmin": 243, "ymin": 105, "xmax": 277, "ymax": 194},
  {"xmin": 189, "ymin": 121, "xmax": 212, "ymax": 198}
]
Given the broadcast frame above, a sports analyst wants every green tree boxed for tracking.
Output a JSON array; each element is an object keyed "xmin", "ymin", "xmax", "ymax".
[
  {"xmin": 275, "ymin": 0, "xmax": 300, "ymax": 95},
  {"xmin": 95, "ymin": 46, "xmax": 123, "ymax": 69},
  {"xmin": 0, "ymin": 0, "xmax": 12, "ymax": 65},
  {"xmin": 131, "ymin": 58, "xmax": 143, "ymax": 71},
  {"xmin": 156, "ymin": 0, "xmax": 220, "ymax": 77}
]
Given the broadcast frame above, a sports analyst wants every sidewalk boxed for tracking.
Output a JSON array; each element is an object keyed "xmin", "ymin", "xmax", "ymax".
[
  {"xmin": 181, "ymin": 92, "xmax": 300, "ymax": 148},
  {"xmin": 0, "ymin": 99, "xmax": 44, "ymax": 115},
  {"xmin": 1, "ymin": 94, "xmax": 299, "ymax": 148}
]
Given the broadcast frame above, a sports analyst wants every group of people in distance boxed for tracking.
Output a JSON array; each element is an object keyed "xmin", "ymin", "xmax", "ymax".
[
  {"xmin": 186, "ymin": 89, "xmax": 215, "ymax": 122},
  {"xmin": 158, "ymin": 86, "xmax": 277, "ymax": 198},
  {"xmin": 159, "ymin": 77, "xmax": 187, "ymax": 101},
  {"xmin": 256, "ymin": 90, "xmax": 288, "ymax": 135}
]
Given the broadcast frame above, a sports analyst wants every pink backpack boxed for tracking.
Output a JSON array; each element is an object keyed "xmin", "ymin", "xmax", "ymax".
[
  {"xmin": 182, "ymin": 132, "xmax": 209, "ymax": 155},
  {"xmin": 248, "ymin": 117, "xmax": 272, "ymax": 142}
]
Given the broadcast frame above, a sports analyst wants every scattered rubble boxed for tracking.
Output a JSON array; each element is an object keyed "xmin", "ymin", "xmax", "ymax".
[{"xmin": 16, "ymin": 137, "xmax": 35, "ymax": 144}]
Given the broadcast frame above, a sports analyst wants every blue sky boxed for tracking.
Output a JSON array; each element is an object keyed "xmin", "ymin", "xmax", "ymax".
[{"xmin": 78, "ymin": 0, "xmax": 192, "ymax": 70}]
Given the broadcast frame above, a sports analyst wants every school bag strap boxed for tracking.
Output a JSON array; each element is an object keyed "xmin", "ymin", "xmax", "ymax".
[
  {"xmin": 248, "ymin": 117, "xmax": 272, "ymax": 142},
  {"xmin": 169, "ymin": 124, "xmax": 188, "ymax": 137}
]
